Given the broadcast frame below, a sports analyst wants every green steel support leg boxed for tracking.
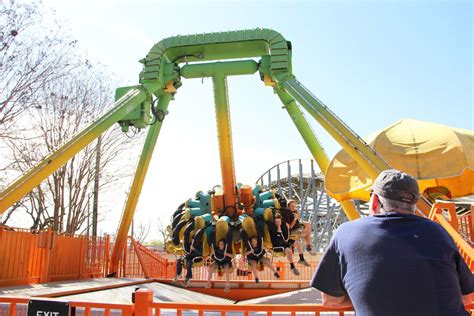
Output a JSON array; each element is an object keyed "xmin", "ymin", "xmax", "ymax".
[
  {"xmin": 282, "ymin": 77, "xmax": 390, "ymax": 179},
  {"xmin": 276, "ymin": 88, "xmax": 360, "ymax": 220},
  {"xmin": 213, "ymin": 74, "xmax": 237, "ymax": 209},
  {"xmin": 109, "ymin": 94, "xmax": 172, "ymax": 275},
  {"xmin": 281, "ymin": 76, "xmax": 431, "ymax": 216},
  {"xmin": 0, "ymin": 88, "xmax": 148, "ymax": 215},
  {"xmin": 276, "ymin": 89, "xmax": 330, "ymax": 173}
]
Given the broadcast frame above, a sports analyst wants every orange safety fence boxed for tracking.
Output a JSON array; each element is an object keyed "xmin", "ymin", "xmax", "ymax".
[
  {"xmin": 1, "ymin": 289, "xmax": 473, "ymax": 316},
  {"xmin": 429, "ymin": 202, "xmax": 474, "ymax": 271},
  {"xmin": 118, "ymin": 237, "xmax": 146, "ymax": 278},
  {"xmin": 0, "ymin": 226, "xmax": 174, "ymax": 286},
  {"xmin": 0, "ymin": 296, "xmax": 134, "ymax": 316},
  {"xmin": 131, "ymin": 237, "xmax": 171, "ymax": 278},
  {"xmin": 0, "ymin": 226, "xmax": 110, "ymax": 287},
  {"xmin": 0, "ymin": 289, "xmax": 356, "ymax": 316},
  {"xmin": 459, "ymin": 208, "xmax": 474, "ymax": 244},
  {"xmin": 183, "ymin": 258, "xmax": 319, "ymax": 282}
]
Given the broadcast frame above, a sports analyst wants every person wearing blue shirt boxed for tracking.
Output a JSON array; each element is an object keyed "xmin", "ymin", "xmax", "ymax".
[{"xmin": 311, "ymin": 169, "xmax": 473, "ymax": 316}]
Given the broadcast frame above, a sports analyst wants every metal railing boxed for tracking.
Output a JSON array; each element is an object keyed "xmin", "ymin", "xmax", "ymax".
[
  {"xmin": 429, "ymin": 202, "xmax": 474, "ymax": 270},
  {"xmin": 0, "ymin": 289, "xmax": 356, "ymax": 316},
  {"xmin": 1, "ymin": 288, "xmax": 473, "ymax": 316}
]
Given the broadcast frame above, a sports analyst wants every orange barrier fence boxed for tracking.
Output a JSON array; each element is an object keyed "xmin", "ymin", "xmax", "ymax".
[
  {"xmin": 429, "ymin": 202, "xmax": 474, "ymax": 270},
  {"xmin": 0, "ymin": 226, "xmax": 110, "ymax": 287},
  {"xmin": 0, "ymin": 289, "xmax": 356, "ymax": 316},
  {"xmin": 184, "ymin": 259, "xmax": 319, "ymax": 282},
  {"xmin": 459, "ymin": 208, "xmax": 473, "ymax": 244},
  {"xmin": 131, "ymin": 238, "xmax": 171, "ymax": 278},
  {"xmin": 1, "ymin": 289, "xmax": 473, "ymax": 316}
]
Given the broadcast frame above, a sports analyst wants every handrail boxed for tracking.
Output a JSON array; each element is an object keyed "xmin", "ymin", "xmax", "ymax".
[
  {"xmin": 429, "ymin": 202, "xmax": 474, "ymax": 270},
  {"xmin": 2, "ymin": 284, "xmax": 473, "ymax": 315},
  {"xmin": 433, "ymin": 213, "xmax": 474, "ymax": 270},
  {"xmin": 149, "ymin": 300, "xmax": 352, "ymax": 314},
  {"xmin": 130, "ymin": 236, "xmax": 169, "ymax": 278},
  {"xmin": 0, "ymin": 296, "xmax": 134, "ymax": 316},
  {"xmin": 0, "ymin": 291, "xmax": 354, "ymax": 316}
]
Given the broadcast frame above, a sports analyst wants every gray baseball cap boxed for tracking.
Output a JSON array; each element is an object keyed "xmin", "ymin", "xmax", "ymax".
[{"xmin": 372, "ymin": 169, "xmax": 421, "ymax": 204}]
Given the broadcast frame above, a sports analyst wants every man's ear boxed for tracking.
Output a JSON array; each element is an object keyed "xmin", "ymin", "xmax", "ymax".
[{"xmin": 369, "ymin": 194, "xmax": 380, "ymax": 215}]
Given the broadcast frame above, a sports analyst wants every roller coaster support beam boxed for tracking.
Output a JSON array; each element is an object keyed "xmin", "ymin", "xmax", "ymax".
[
  {"xmin": 109, "ymin": 93, "xmax": 172, "ymax": 275},
  {"xmin": 279, "ymin": 76, "xmax": 431, "ymax": 216},
  {"xmin": 0, "ymin": 88, "xmax": 148, "ymax": 215},
  {"xmin": 181, "ymin": 60, "xmax": 258, "ymax": 210},
  {"xmin": 276, "ymin": 88, "xmax": 360, "ymax": 220}
]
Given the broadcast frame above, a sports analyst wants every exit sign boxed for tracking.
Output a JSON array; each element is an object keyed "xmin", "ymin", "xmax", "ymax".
[{"xmin": 27, "ymin": 299, "xmax": 70, "ymax": 316}]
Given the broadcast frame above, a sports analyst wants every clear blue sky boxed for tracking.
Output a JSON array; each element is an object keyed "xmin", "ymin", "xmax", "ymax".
[{"xmin": 41, "ymin": 0, "xmax": 473, "ymax": 239}]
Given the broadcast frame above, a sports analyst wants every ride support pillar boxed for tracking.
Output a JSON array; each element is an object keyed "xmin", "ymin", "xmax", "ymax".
[
  {"xmin": 213, "ymin": 74, "xmax": 238, "ymax": 210},
  {"xmin": 109, "ymin": 93, "xmax": 172, "ymax": 275},
  {"xmin": 281, "ymin": 76, "xmax": 431, "ymax": 216},
  {"xmin": 276, "ymin": 88, "xmax": 360, "ymax": 220}
]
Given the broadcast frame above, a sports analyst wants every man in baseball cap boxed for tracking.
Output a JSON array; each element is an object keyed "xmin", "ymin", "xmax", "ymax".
[
  {"xmin": 311, "ymin": 169, "xmax": 473, "ymax": 315},
  {"xmin": 369, "ymin": 169, "xmax": 421, "ymax": 214}
]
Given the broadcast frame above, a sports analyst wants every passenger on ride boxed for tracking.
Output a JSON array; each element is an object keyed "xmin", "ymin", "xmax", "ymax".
[
  {"xmin": 174, "ymin": 225, "xmax": 205, "ymax": 286},
  {"xmin": 280, "ymin": 199, "xmax": 311, "ymax": 266},
  {"xmin": 206, "ymin": 228, "xmax": 233, "ymax": 292},
  {"xmin": 266, "ymin": 213, "xmax": 300, "ymax": 276},
  {"xmin": 241, "ymin": 226, "xmax": 280, "ymax": 283}
]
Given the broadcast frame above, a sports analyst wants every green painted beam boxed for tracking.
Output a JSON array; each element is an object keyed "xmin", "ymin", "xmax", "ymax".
[
  {"xmin": 213, "ymin": 74, "xmax": 237, "ymax": 209},
  {"xmin": 275, "ymin": 88, "xmax": 360, "ymax": 220},
  {"xmin": 0, "ymin": 88, "xmax": 148, "ymax": 215},
  {"xmin": 109, "ymin": 93, "xmax": 172, "ymax": 275},
  {"xmin": 140, "ymin": 28, "xmax": 291, "ymax": 88},
  {"xmin": 281, "ymin": 77, "xmax": 391, "ymax": 179},
  {"xmin": 181, "ymin": 60, "xmax": 258, "ymax": 79},
  {"xmin": 276, "ymin": 88, "xmax": 330, "ymax": 173}
]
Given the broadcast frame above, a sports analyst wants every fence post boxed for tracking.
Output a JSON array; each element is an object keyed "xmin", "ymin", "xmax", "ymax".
[
  {"xmin": 79, "ymin": 235, "xmax": 86, "ymax": 279},
  {"xmin": 104, "ymin": 234, "xmax": 110, "ymax": 277},
  {"xmin": 39, "ymin": 228, "xmax": 53, "ymax": 283},
  {"xmin": 277, "ymin": 261, "xmax": 286, "ymax": 280},
  {"xmin": 122, "ymin": 240, "xmax": 128, "ymax": 277},
  {"xmin": 470, "ymin": 206, "xmax": 474, "ymax": 243},
  {"xmin": 134, "ymin": 288, "xmax": 153, "ymax": 316}
]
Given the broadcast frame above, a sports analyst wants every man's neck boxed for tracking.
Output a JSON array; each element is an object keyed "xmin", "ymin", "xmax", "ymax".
[{"xmin": 379, "ymin": 209, "xmax": 415, "ymax": 215}]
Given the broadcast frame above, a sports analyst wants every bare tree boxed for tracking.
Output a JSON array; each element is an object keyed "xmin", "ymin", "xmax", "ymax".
[
  {"xmin": 5, "ymin": 66, "xmax": 132, "ymax": 233},
  {"xmin": 0, "ymin": 0, "xmax": 76, "ymax": 139},
  {"xmin": 134, "ymin": 221, "xmax": 151, "ymax": 244},
  {"xmin": 157, "ymin": 218, "xmax": 169, "ymax": 245},
  {"xmin": 0, "ymin": 0, "xmax": 144, "ymax": 234}
]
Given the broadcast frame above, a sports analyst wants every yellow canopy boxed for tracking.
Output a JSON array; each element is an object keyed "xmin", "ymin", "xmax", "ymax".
[{"xmin": 325, "ymin": 119, "xmax": 474, "ymax": 202}]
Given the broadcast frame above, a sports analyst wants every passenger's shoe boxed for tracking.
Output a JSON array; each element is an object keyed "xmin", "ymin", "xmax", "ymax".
[
  {"xmin": 291, "ymin": 267, "xmax": 300, "ymax": 276},
  {"xmin": 305, "ymin": 244, "xmax": 313, "ymax": 252},
  {"xmin": 255, "ymin": 277, "xmax": 259, "ymax": 284},
  {"xmin": 184, "ymin": 278, "xmax": 190, "ymax": 287},
  {"xmin": 205, "ymin": 281, "xmax": 211, "ymax": 289},
  {"xmin": 173, "ymin": 275, "xmax": 180, "ymax": 282},
  {"xmin": 274, "ymin": 272, "xmax": 280, "ymax": 279},
  {"xmin": 299, "ymin": 259, "xmax": 310, "ymax": 267},
  {"xmin": 224, "ymin": 284, "xmax": 230, "ymax": 292}
]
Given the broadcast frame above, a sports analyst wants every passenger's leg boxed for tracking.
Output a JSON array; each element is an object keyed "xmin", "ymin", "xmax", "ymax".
[
  {"xmin": 175, "ymin": 257, "xmax": 184, "ymax": 281},
  {"xmin": 206, "ymin": 263, "xmax": 216, "ymax": 288},
  {"xmin": 295, "ymin": 237, "xmax": 309, "ymax": 266},
  {"xmin": 249, "ymin": 260, "xmax": 259, "ymax": 283},
  {"xmin": 185, "ymin": 257, "xmax": 193, "ymax": 286},
  {"xmin": 303, "ymin": 223, "xmax": 312, "ymax": 251},
  {"xmin": 263, "ymin": 257, "xmax": 279, "ymax": 277},
  {"xmin": 224, "ymin": 265, "xmax": 230, "ymax": 292},
  {"xmin": 286, "ymin": 248, "xmax": 300, "ymax": 276}
]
